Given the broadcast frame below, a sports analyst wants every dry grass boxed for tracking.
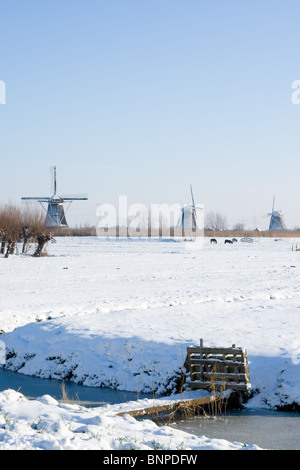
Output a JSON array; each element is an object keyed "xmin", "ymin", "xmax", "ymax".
[
  {"xmin": 205, "ymin": 229, "xmax": 300, "ymax": 238},
  {"xmin": 60, "ymin": 227, "xmax": 300, "ymax": 238},
  {"xmin": 20, "ymin": 226, "xmax": 300, "ymax": 240},
  {"xmin": 59, "ymin": 381, "xmax": 79, "ymax": 405}
]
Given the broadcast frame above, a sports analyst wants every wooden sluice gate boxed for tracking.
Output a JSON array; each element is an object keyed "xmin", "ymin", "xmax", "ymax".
[
  {"xmin": 116, "ymin": 340, "xmax": 250, "ymax": 420},
  {"xmin": 185, "ymin": 339, "xmax": 251, "ymax": 393}
]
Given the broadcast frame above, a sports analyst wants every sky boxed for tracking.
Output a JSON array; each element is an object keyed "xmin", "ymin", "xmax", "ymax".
[{"xmin": 1, "ymin": 0, "xmax": 300, "ymax": 229}]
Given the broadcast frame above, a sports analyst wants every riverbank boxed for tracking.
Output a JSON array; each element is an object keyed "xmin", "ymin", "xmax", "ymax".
[
  {"xmin": 0, "ymin": 388, "xmax": 263, "ymax": 450},
  {"xmin": 0, "ymin": 236, "xmax": 299, "ymax": 449}
]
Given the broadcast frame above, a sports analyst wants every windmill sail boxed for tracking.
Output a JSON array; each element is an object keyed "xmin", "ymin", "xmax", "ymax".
[{"xmin": 22, "ymin": 166, "xmax": 88, "ymax": 228}]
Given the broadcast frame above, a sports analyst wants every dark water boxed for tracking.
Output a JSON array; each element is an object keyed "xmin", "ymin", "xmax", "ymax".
[
  {"xmin": 0, "ymin": 367, "xmax": 151, "ymax": 406},
  {"xmin": 170, "ymin": 407, "xmax": 300, "ymax": 450}
]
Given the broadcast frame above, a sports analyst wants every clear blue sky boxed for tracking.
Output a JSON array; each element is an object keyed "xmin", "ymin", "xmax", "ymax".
[{"xmin": 1, "ymin": 0, "xmax": 300, "ymax": 228}]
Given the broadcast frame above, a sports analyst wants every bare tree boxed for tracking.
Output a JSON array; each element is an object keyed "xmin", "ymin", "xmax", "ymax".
[
  {"xmin": 0, "ymin": 204, "xmax": 53, "ymax": 257},
  {"xmin": 33, "ymin": 232, "xmax": 53, "ymax": 257},
  {"xmin": 232, "ymin": 223, "xmax": 245, "ymax": 231},
  {"xmin": 0, "ymin": 205, "xmax": 23, "ymax": 257},
  {"xmin": 205, "ymin": 211, "xmax": 228, "ymax": 231},
  {"xmin": 21, "ymin": 205, "xmax": 53, "ymax": 257},
  {"xmin": 21, "ymin": 205, "xmax": 46, "ymax": 253}
]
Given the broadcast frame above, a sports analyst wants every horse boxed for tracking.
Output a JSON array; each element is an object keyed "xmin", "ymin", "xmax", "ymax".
[
  {"xmin": 210, "ymin": 238, "xmax": 217, "ymax": 244},
  {"xmin": 224, "ymin": 239, "xmax": 233, "ymax": 244}
]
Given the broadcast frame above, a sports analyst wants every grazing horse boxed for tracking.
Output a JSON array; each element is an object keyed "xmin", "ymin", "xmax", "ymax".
[
  {"xmin": 210, "ymin": 238, "xmax": 217, "ymax": 244},
  {"xmin": 232, "ymin": 238, "xmax": 238, "ymax": 243},
  {"xmin": 224, "ymin": 239, "xmax": 233, "ymax": 244}
]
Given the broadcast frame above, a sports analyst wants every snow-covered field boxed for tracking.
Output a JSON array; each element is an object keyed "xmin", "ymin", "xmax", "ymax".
[{"xmin": 0, "ymin": 235, "xmax": 299, "ymax": 450}]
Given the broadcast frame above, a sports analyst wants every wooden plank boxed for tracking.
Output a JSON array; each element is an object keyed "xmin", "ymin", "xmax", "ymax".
[
  {"xmin": 188, "ymin": 359, "xmax": 247, "ymax": 367},
  {"xmin": 116, "ymin": 395, "xmax": 221, "ymax": 418},
  {"xmin": 190, "ymin": 382, "xmax": 250, "ymax": 391},
  {"xmin": 187, "ymin": 347, "xmax": 245, "ymax": 355},
  {"xmin": 191, "ymin": 372, "xmax": 248, "ymax": 381},
  {"xmin": 190, "ymin": 367, "xmax": 250, "ymax": 380},
  {"xmin": 188, "ymin": 350, "xmax": 245, "ymax": 357},
  {"xmin": 189, "ymin": 358, "xmax": 245, "ymax": 364}
]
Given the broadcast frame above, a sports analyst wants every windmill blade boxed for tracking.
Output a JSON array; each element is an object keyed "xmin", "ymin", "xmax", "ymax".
[
  {"xmin": 272, "ymin": 195, "xmax": 275, "ymax": 213},
  {"xmin": 190, "ymin": 185, "xmax": 199, "ymax": 230},
  {"xmin": 53, "ymin": 166, "xmax": 57, "ymax": 195},
  {"xmin": 190, "ymin": 184, "xmax": 195, "ymax": 209},
  {"xmin": 49, "ymin": 165, "xmax": 57, "ymax": 195},
  {"xmin": 177, "ymin": 207, "xmax": 184, "ymax": 228},
  {"xmin": 22, "ymin": 197, "xmax": 50, "ymax": 201},
  {"xmin": 60, "ymin": 193, "xmax": 88, "ymax": 200}
]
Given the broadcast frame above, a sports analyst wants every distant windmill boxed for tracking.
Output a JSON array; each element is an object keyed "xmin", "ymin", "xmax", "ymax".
[
  {"xmin": 268, "ymin": 196, "xmax": 286, "ymax": 231},
  {"xmin": 21, "ymin": 166, "xmax": 88, "ymax": 228},
  {"xmin": 178, "ymin": 185, "xmax": 202, "ymax": 236}
]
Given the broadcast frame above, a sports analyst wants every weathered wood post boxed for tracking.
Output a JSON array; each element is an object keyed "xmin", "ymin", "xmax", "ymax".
[{"xmin": 199, "ymin": 338, "xmax": 204, "ymax": 384}]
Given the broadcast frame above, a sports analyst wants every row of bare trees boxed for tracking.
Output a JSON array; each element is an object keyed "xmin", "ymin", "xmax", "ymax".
[
  {"xmin": 204, "ymin": 211, "xmax": 228, "ymax": 231},
  {"xmin": 0, "ymin": 204, "xmax": 53, "ymax": 257},
  {"xmin": 205, "ymin": 212, "xmax": 246, "ymax": 231}
]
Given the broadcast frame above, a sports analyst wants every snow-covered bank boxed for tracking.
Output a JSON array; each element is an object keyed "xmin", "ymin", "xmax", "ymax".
[
  {"xmin": 0, "ymin": 236, "xmax": 299, "ymax": 449},
  {"xmin": 0, "ymin": 389, "xmax": 262, "ymax": 450},
  {"xmin": 1, "ymin": 236, "xmax": 300, "ymax": 408},
  {"xmin": 2, "ymin": 299, "xmax": 300, "ymax": 408}
]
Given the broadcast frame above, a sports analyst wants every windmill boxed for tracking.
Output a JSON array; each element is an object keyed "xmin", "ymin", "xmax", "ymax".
[
  {"xmin": 178, "ymin": 185, "xmax": 203, "ymax": 236},
  {"xmin": 268, "ymin": 196, "xmax": 286, "ymax": 231},
  {"xmin": 21, "ymin": 166, "xmax": 88, "ymax": 228}
]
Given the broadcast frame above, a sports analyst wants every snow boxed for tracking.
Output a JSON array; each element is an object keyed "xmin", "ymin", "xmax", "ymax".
[
  {"xmin": 0, "ymin": 235, "xmax": 299, "ymax": 450},
  {"xmin": 0, "ymin": 388, "xmax": 261, "ymax": 450}
]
